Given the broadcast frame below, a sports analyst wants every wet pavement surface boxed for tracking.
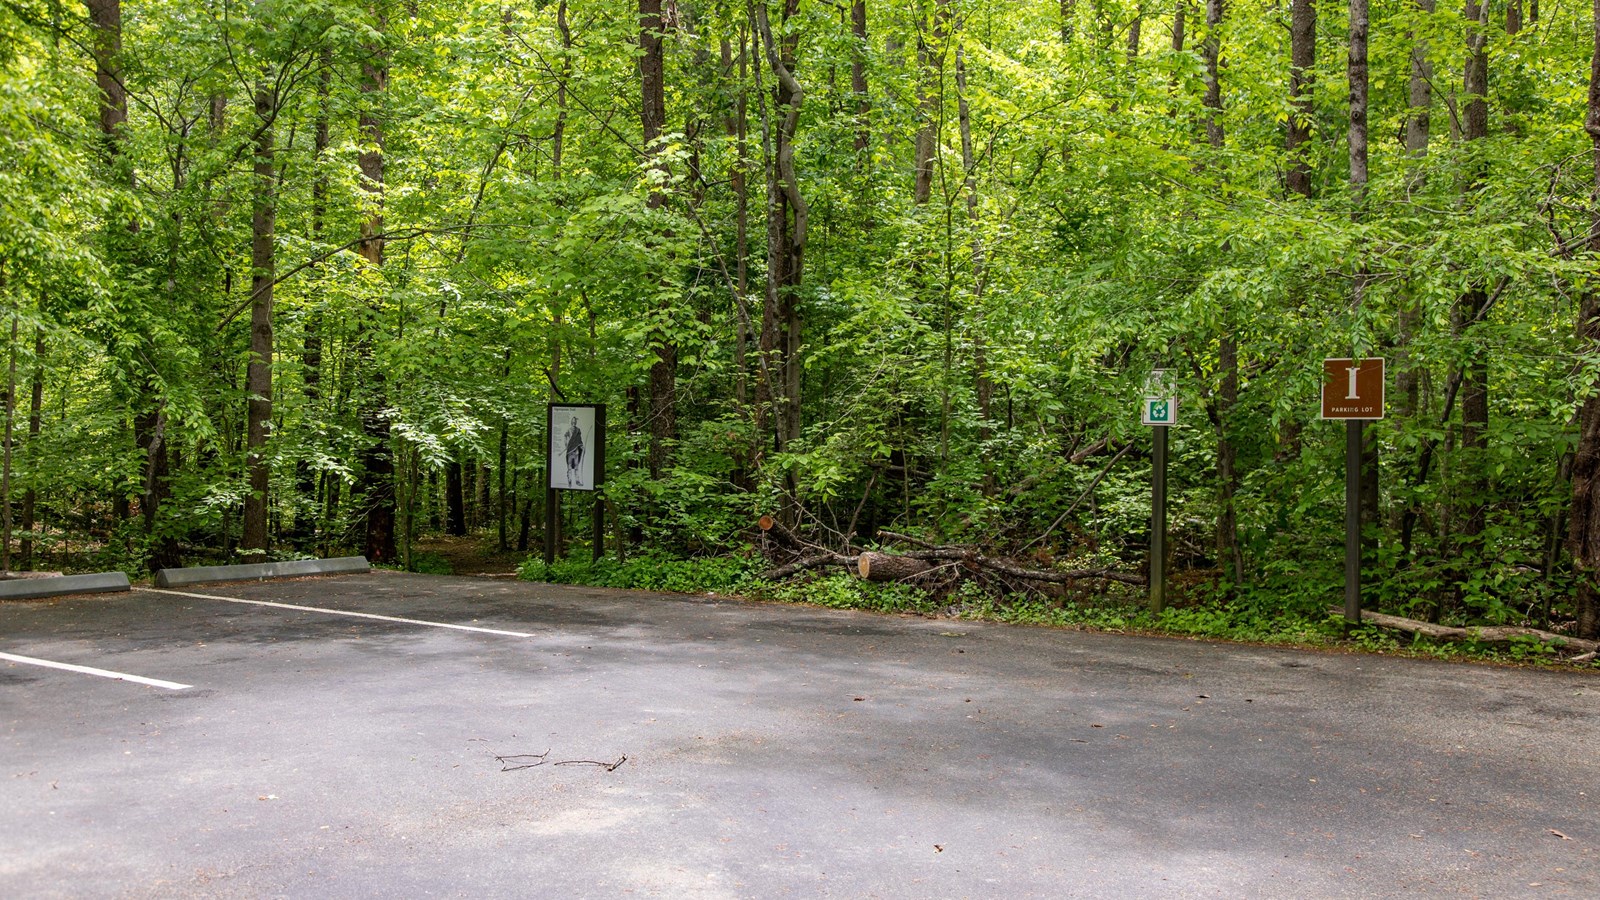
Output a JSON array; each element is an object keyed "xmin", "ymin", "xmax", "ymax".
[{"xmin": 2, "ymin": 571, "xmax": 1597, "ymax": 897}]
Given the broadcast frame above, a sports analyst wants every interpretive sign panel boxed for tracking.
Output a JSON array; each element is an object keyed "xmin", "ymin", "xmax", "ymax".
[
  {"xmin": 1321, "ymin": 358, "xmax": 1385, "ymax": 420},
  {"xmin": 548, "ymin": 404, "xmax": 605, "ymax": 491}
]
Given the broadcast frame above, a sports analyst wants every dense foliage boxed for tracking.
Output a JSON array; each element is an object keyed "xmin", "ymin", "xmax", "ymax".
[{"xmin": 2, "ymin": 0, "xmax": 1599, "ymax": 638}]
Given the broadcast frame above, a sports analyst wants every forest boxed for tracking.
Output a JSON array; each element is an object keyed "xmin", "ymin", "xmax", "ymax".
[{"xmin": 3, "ymin": 0, "xmax": 1600, "ymax": 643}]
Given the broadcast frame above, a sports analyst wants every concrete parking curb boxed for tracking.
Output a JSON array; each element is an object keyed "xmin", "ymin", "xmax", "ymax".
[
  {"xmin": 153, "ymin": 556, "xmax": 370, "ymax": 588},
  {"xmin": 0, "ymin": 572, "xmax": 132, "ymax": 600}
]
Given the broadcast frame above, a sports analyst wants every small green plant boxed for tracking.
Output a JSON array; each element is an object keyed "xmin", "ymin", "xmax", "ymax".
[{"xmin": 1345, "ymin": 622, "xmax": 1402, "ymax": 654}]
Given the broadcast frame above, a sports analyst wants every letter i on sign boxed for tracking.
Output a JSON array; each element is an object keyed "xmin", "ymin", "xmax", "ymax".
[{"xmin": 1346, "ymin": 366, "xmax": 1361, "ymax": 400}]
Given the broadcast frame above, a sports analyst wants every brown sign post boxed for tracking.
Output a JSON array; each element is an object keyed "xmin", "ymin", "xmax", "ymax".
[{"xmin": 1321, "ymin": 358, "xmax": 1384, "ymax": 630}]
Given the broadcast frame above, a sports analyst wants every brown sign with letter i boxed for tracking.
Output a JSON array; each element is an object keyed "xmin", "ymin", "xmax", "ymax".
[{"xmin": 1321, "ymin": 358, "xmax": 1385, "ymax": 420}]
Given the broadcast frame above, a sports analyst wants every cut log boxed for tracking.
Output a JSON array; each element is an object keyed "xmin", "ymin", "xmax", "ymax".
[
  {"xmin": 857, "ymin": 551, "xmax": 934, "ymax": 582},
  {"xmin": 1335, "ymin": 608, "xmax": 1600, "ymax": 654}
]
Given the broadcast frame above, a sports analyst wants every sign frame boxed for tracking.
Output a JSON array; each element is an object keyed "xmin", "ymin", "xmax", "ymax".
[
  {"xmin": 1321, "ymin": 358, "xmax": 1385, "ymax": 420},
  {"xmin": 547, "ymin": 403, "xmax": 606, "ymax": 492}
]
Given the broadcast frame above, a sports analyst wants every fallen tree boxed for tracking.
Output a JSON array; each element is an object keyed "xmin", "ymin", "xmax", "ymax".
[
  {"xmin": 875, "ymin": 532, "xmax": 1145, "ymax": 587},
  {"xmin": 754, "ymin": 522, "xmax": 1145, "ymax": 590},
  {"xmin": 761, "ymin": 552, "xmax": 857, "ymax": 580},
  {"xmin": 1336, "ymin": 607, "xmax": 1599, "ymax": 656}
]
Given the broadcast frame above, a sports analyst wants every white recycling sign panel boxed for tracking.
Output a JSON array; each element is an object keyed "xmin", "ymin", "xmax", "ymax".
[{"xmin": 1142, "ymin": 396, "xmax": 1177, "ymax": 426}]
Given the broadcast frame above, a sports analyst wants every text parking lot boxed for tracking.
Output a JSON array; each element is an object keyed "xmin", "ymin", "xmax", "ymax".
[{"xmin": 3, "ymin": 571, "xmax": 1598, "ymax": 898}]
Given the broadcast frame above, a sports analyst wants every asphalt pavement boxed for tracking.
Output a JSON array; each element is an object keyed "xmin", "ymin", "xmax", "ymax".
[{"xmin": 2, "ymin": 571, "xmax": 1596, "ymax": 897}]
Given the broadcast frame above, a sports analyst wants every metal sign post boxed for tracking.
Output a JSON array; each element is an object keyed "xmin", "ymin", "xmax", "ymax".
[
  {"xmin": 1321, "ymin": 359, "xmax": 1384, "ymax": 628},
  {"xmin": 1344, "ymin": 420, "xmax": 1361, "ymax": 624},
  {"xmin": 1142, "ymin": 371, "xmax": 1176, "ymax": 614},
  {"xmin": 545, "ymin": 403, "xmax": 607, "ymax": 566}
]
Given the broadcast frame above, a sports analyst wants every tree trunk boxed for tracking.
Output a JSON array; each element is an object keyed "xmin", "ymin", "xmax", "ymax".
[
  {"xmin": 1392, "ymin": 0, "xmax": 1436, "ymax": 549},
  {"xmin": 1348, "ymin": 0, "xmax": 1380, "ymax": 550},
  {"xmin": 1405, "ymin": 2, "xmax": 1435, "ymax": 164},
  {"xmin": 1462, "ymin": 1, "xmax": 1490, "ymax": 147},
  {"xmin": 358, "ymin": 7, "xmax": 396, "ymax": 564},
  {"xmin": 135, "ymin": 408, "xmax": 178, "ymax": 568},
  {"xmin": 755, "ymin": 1, "xmax": 807, "ymax": 455},
  {"xmin": 721, "ymin": 30, "xmax": 754, "ymax": 481},
  {"xmin": 640, "ymin": 0, "xmax": 676, "ymax": 480},
  {"xmin": 851, "ymin": 1, "xmax": 870, "ymax": 154},
  {"xmin": 955, "ymin": 31, "xmax": 993, "ymax": 494},
  {"xmin": 86, "ymin": 0, "xmax": 127, "ymax": 155},
  {"xmin": 1286, "ymin": 0, "xmax": 1315, "ymax": 198},
  {"xmin": 1451, "ymin": 0, "xmax": 1491, "ymax": 593},
  {"xmin": 19, "ymin": 328, "xmax": 42, "ymax": 570},
  {"xmin": 1397, "ymin": 0, "xmax": 1433, "ymax": 417},
  {"xmin": 446, "ymin": 460, "xmax": 466, "ymax": 535},
  {"xmin": 913, "ymin": 2, "xmax": 948, "ymax": 205},
  {"xmin": 497, "ymin": 422, "xmax": 509, "ymax": 552},
  {"xmin": 1563, "ymin": 0, "xmax": 1600, "ymax": 640},
  {"xmin": 476, "ymin": 461, "xmax": 491, "ymax": 530},
  {"xmin": 517, "ymin": 470, "xmax": 534, "ymax": 552},
  {"xmin": 3, "ymin": 314, "xmax": 16, "ymax": 573},
  {"xmin": 1347, "ymin": 2, "xmax": 1368, "ymax": 198},
  {"xmin": 1126, "ymin": 5, "xmax": 1141, "ymax": 64},
  {"xmin": 1201, "ymin": 0, "xmax": 1242, "ymax": 581},
  {"xmin": 554, "ymin": 1, "xmax": 570, "ymax": 177},
  {"xmin": 1201, "ymin": 0, "xmax": 1224, "ymax": 150},
  {"xmin": 294, "ymin": 53, "xmax": 332, "ymax": 548},
  {"xmin": 88, "ymin": 0, "xmax": 174, "ymax": 568},
  {"xmin": 241, "ymin": 81, "xmax": 277, "ymax": 561},
  {"xmin": 1570, "ymin": 114, "xmax": 1600, "ymax": 636},
  {"xmin": 1216, "ymin": 333, "xmax": 1242, "ymax": 580}
]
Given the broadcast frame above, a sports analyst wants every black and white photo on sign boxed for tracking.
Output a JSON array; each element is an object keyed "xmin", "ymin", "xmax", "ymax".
[{"xmin": 550, "ymin": 406, "xmax": 596, "ymax": 490}]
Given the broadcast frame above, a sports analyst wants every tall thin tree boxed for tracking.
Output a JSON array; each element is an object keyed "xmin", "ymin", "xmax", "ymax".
[
  {"xmin": 241, "ymin": 78, "xmax": 278, "ymax": 560},
  {"xmin": 1200, "ymin": 0, "xmax": 1242, "ymax": 581},
  {"xmin": 357, "ymin": 3, "xmax": 396, "ymax": 563},
  {"xmin": 1450, "ymin": 0, "xmax": 1492, "ymax": 602},
  {"xmin": 1286, "ymin": 0, "xmax": 1315, "ymax": 198},
  {"xmin": 754, "ymin": 0, "xmax": 806, "ymax": 454},
  {"xmin": 1566, "ymin": 0, "xmax": 1600, "ymax": 639},
  {"xmin": 641, "ymin": 0, "xmax": 677, "ymax": 480}
]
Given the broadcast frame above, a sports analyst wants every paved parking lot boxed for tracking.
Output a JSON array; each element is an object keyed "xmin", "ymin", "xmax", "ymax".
[{"xmin": 2, "ymin": 571, "xmax": 1597, "ymax": 897}]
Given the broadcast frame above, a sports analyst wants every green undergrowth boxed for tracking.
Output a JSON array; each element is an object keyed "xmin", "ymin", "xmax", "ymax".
[
  {"xmin": 519, "ymin": 551, "xmax": 759, "ymax": 594},
  {"xmin": 518, "ymin": 552, "xmax": 1596, "ymax": 668}
]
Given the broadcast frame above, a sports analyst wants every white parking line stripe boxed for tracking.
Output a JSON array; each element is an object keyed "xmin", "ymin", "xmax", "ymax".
[
  {"xmin": 136, "ymin": 587, "xmax": 539, "ymax": 639},
  {"xmin": 0, "ymin": 651, "xmax": 192, "ymax": 690}
]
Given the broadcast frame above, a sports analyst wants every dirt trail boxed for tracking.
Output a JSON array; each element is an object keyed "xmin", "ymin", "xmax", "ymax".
[{"xmin": 410, "ymin": 534, "xmax": 523, "ymax": 576}]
